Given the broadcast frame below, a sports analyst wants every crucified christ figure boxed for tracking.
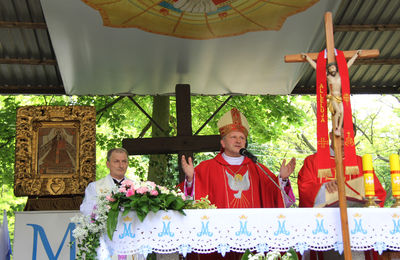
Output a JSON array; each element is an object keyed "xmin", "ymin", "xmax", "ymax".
[{"xmin": 302, "ymin": 50, "xmax": 361, "ymax": 136}]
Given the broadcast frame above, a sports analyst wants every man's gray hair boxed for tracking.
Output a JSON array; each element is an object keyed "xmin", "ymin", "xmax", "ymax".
[{"xmin": 107, "ymin": 148, "xmax": 129, "ymax": 161}]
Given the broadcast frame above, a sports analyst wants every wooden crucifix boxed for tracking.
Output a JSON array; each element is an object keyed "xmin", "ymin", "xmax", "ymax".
[
  {"xmin": 285, "ymin": 12, "xmax": 380, "ymax": 260},
  {"xmin": 122, "ymin": 84, "xmax": 221, "ymax": 181}
]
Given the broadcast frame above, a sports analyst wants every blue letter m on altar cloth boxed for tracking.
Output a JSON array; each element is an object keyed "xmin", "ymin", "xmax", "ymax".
[
  {"xmin": 351, "ymin": 219, "xmax": 367, "ymax": 235},
  {"xmin": 119, "ymin": 223, "xmax": 135, "ymax": 239},
  {"xmin": 197, "ymin": 221, "xmax": 213, "ymax": 237},
  {"xmin": 390, "ymin": 219, "xmax": 400, "ymax": 234},
  {"xmin": 274, "ymin": 220, "xmax": 290, "ymax": 236},
  {"xmin": 235, "ymin": 221, "xmax": 251, "ymax": 236},
  {"xmin": 312, "ymin": 219, "xmax": 328, "ymax": 234},
  {"xmin": 158, "ymin": 221, "xmax": 175, "ymax": 237},
  {"xmin": 28, "ymin": 223, "xmax": 76, "ymax": 260}
]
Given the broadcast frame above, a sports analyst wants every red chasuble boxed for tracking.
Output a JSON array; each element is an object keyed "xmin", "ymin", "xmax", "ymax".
[
  {"xmin": 193, "ymin": 153, "xmax": 284, "ymax": 208},
  {"xmin": 298, "ymin": 153, "xmax": 386, "ymax": 207}
]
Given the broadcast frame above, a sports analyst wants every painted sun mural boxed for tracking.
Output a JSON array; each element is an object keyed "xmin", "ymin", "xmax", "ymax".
[{"xmin": 82, "ymin": 0, "xmax": 319, "ymax": 39}]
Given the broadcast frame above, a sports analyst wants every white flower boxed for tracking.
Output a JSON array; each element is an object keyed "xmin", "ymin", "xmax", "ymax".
[
  {"xmin": 266, "ymin": 251, "xmax": 281, "ymax": 260},
  {"xmin": 248, "ymin": 252, "xmax": 266, "ymax": 260}
]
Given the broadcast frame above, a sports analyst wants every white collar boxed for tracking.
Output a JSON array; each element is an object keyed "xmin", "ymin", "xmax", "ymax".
[{"xmin": 222, "ymin": 152, "xmax": 244, "ymax": 165}]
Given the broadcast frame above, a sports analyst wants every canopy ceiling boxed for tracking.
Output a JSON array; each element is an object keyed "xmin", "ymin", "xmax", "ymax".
[
  {"xmin": 40, "ymin": 0, "xmax": 339, "ymax": 96},
  {"xmin": 2, "ymin": 0, "xmax": 399, "ymax": 96}
]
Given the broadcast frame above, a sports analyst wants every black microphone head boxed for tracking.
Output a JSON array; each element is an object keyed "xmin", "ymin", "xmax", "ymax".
[{"xmin": 239, "ymin": 148, "xmax": 247, "ymax": 155}]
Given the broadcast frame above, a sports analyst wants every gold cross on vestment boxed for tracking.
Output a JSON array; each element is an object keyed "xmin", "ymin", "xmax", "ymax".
[{"xmin": 317, "ymin": 137, "xmax": 329, "ymax": 149}]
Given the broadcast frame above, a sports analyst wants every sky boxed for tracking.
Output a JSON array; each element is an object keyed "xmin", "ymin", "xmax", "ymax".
[{"xmin": 351, "ymin": 94, "xmax": 399, "ymax": 124}]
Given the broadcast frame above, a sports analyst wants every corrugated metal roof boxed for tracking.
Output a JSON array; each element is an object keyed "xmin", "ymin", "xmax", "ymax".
[
  {"xmin": 292, "ymin": 0, "xmax": 400, "ymax": 94},
  {"xmin": 0, "ymin": 0, "xmax": 65, "ymax": 94},
  {"xmin": 0, "ymin": 0, "xmax": 399, "ymax": 95}
]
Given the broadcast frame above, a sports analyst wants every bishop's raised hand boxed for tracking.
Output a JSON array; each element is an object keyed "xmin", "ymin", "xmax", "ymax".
[{"xmin": 181, "ymin": 155, "xmax": 194, "ymax": 182}]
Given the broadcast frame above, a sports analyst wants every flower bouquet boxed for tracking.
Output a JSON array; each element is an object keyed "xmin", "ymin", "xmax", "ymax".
[
  {"xmin": 72, "ymin": 179, "xmax": 216, "ymax": 259},
  {"xmin": 106, "ymin": 180, "xmax": 192, "ymax": 240},
  {"xmin": 72, "ymin": 191, "xmax": 110, "ymax": 259}
]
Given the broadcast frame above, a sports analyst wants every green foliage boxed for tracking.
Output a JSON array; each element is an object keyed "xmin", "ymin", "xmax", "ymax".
[
  {"xmin": 241, "ymin": 248, "xmax": 298, "ymax": 260},
  {"xmin": 185, "ymin": 195, "xmax": 217, "ymax": 209},
  {"xmin": 106, "ymin": 180, "xmax": 191, "ymax": 240},
  {"xmin": 0, "ymin": 97, "xmax": 19, "ymax": 190},
  {"xmin": 1, "ymin": 93, "xmax": 399, "ymax": 253},
  {"xmin": 187, "ymin": 96, "xmax": 305, "ymax": 143}
]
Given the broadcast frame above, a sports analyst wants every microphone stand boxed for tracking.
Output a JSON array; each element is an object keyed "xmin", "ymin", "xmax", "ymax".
[{"xmin": 253, "ymin": 160, "xmax": 297, "ymax": 207}]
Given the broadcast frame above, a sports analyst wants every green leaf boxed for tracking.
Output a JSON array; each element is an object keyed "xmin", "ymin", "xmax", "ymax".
[
  {"xmin": 165, "ymin": 194, "xmax": 176, "ymax": 206},
  {"xmin": 107, "ymin": 209, "xmax": 119, "ymax": 240},
  {"xmin": 241, "ymin": 249, "xmax": 252, "ymax": 260},
  {"xmin": 110, "ymin": 202, "xmax": 119, "ymax": 211},
  {"xmin": 139, "ymin": 203, "xmax": 149, "ymax": 214},
  {"xmin": 150, "ymin": 204, "xmax": 160, "ymax": 213},
  {"xmin": 136, "ymin": 210, "xmax": 146, "ymax": 222},
  {"xmin": 171, "ymin": 198, "xmax": 185, "ymax": 210},
  {"xmin": 122, "ymin": 208, "xmax": 130, "ymax": 216},
  {"xmin": 287, "ymin": 248, "xmax": 298, "ymax": 260}
]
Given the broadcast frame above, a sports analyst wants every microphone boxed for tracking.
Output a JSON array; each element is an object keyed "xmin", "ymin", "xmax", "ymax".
[
  {"xmin": 240, "ymin": 148, "xmax": 296, "ymax": 207},
  {"xmin": 239, "ymin": 148, "xmax": 257, "ymax": 163}
]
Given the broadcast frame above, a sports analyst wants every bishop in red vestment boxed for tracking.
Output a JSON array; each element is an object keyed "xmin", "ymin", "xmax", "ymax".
[
  {"xmin": 182, "ymin": 108, "xmax": 295, "ymax": 209},
  {"xmin": 181, "ymin": 108, "xmax": 295, "ymax": 259},
  {"xmin": 190, "ymin": 151, "xmax": 285, "ymax": 208}
]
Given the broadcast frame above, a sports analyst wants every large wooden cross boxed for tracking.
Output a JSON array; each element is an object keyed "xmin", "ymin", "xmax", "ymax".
[
  {"xmin": 285, "ymin": 12, "xmax": 379, "ymax": 260},
  {"xmin": 122, "ymin": 84, "xmax": 221, "ymax": 181}
]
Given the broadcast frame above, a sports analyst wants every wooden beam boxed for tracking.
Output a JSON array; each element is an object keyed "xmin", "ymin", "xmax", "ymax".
[
  {"xmin": 354, "ymin": 58, "xmax": 400, "ymax": 65},
  {"xmin": 0, "ymin": 85, "xmax": 65, "ymax": 94},
  {"xmin": 292, "ymin": 85, "xmax": 400, "ymax": 95},
  {"xmin": 0, "ymin": 21, "xmax": 47, "ymax": 29},
  {"xmin": 324, "ymin": 12, "xmax": 335, "ymax": 64},
  {"xmin": 123, "ymin": 135, "xmax": 221, "ymax": 155},
  {"xmin": 335, "ymin": 24, "xmax": 400, "ymax": 32},
  {"xmin": 0, "ymin": 58, "xmax": 57, "ymax": 66},
  {"xmin": 96, "ymin": 96, "xmax": 126, "ymax": 114},
  {"xmin": 176, "ymin": 84, "xmax": 195, "ymax": 181},
  {"xmin": 324, "ymin": 12, "xmax": 352, "ymax": 259},
  {"xmin": 127, "ymin": 96, "xmax": 167, "ymax": 135},
  {"xmin": 176, "ymin": 84, "xmax": 192, "ymax": 137},
  {"xmin": 194, "ymin": 96, "xmax": 232, "ymax": 135},
  {"xmin": 285, "ymin": 50, "xmax": 379, "ymax": 63},
  {"xmin": 122, "ymin": 84, "xmax": 222, "ymax": 183}
]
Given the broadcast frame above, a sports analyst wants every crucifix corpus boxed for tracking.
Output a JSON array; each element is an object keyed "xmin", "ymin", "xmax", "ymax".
[
  {"xmin": 285, "ymin": 12, "xmax": 379, "ymax": 260},
  {"xmin": 122, "ymin": 84, "xmax": 221, "ymax": 181}
]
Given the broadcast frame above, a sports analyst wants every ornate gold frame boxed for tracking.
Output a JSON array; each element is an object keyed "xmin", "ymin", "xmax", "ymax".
[{"xmin": 14, "ymin": 106, "xmax": 96, "ymax": 196}]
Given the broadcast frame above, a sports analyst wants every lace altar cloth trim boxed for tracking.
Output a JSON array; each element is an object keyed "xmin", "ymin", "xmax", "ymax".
[{"xmin": 98, "ymin": 208, "xmax": 400, "ymax": 258}]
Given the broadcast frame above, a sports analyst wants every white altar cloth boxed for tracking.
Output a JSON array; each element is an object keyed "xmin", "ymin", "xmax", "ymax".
[{"xmin": 99, "ymin": 208, "xmax": 400, "ymax": 258}]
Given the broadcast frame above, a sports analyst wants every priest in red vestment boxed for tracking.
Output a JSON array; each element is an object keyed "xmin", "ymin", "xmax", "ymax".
[
  {"xmin": 298, "ymin": 131, "xmax": 386, "ymax": 208},
  {"xmin": 181, "ymin": 107, "xmax": 296, "ymax": 209},
  {"xmin": 180, "ymin": 108, "xmax": 296, "ymax": 259},
  {"xmin": 298, "ymin": 130, "xmax": 387, "ymax": 260}
]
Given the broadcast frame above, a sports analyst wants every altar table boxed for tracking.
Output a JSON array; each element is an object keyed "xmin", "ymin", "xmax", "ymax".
[{"xmin": 98, "ymin": 208, "xmax": 400, "ymax": 258}]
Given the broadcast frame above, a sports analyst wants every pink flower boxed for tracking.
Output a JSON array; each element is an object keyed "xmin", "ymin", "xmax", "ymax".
[
  {"xmin": 120, "ymin": 180, "xmax": 135, "ymax": 192},
  {"xmin": 106, "ymin": 195, "xmax": 116, "ymax": 202},
  {"xmin": 126, "ymin": 189, "xmax": 135, "ymax": 197},
  {"xmin": 180, "ymin": 194, "xmax": 186, "ymax": 200},
  {"xmin": 121, "ymin": 179, "xmax": 134, "ymax": 187},
  {"xmin": 136, "ymin": 186, "xmax": 148, "ymax": 194},
  {"xmin": 90, "ymin": 212, "xmax": 96, "ymax": 221},
  {"xmin": 150, "ymin": 190, "xmax": 158, "ymax": 196},
  {"xmin": 147, "ymin": 181, "xmax": 156, "ymax": 189}
]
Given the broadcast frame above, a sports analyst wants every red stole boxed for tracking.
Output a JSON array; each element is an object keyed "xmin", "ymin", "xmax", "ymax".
[
  {"xmin": 337, "ymin": 50, "xmax": 358, "ymax": 175},
  {"xmin": 316, "ymin": 49, "xmax": 358, "ymax": 178},
  {"xmin": 316, "ymin": 51, "xmax": 330, "ymax": 177}
]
